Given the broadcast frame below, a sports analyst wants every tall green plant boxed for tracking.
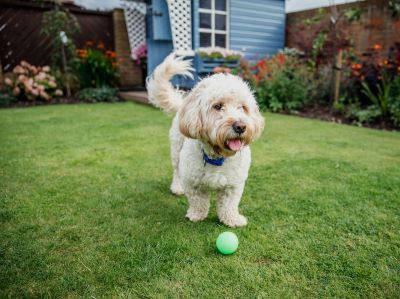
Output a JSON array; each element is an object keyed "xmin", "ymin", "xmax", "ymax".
[
  {"xmin": 41, "ymin": 4, "xmax": 80, "ymax": 95},
  {"xmin": 361, "ymin": 76, "xmax": 390, "ymax": 119}
]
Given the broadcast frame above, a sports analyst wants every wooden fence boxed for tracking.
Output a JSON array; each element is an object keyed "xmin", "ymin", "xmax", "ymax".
[{"xmin": 0, "ymin": 0, "xmax": 114, "ymax": 72}]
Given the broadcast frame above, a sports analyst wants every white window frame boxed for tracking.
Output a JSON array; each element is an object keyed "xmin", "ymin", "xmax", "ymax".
[{"xmin": 199, "ymin": 0, "xmax": 229, "ymax": 48}]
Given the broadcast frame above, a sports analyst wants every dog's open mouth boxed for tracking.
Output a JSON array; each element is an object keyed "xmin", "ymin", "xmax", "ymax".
[{"xmin": 226, "ymin": 139, "xmax": 242, "ymax": 151}]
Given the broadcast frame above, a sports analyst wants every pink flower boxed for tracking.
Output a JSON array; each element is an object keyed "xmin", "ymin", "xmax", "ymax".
[
  {"xmin": 13, "ymin": 65, "xmax": 25, "ymax": 74},
  {"xmin": 42, "ymin": 66, "xmax": 50, "ymax": 72},
  {"xmin": 39, "ymin": 90, "xmax": 50, "ymax": 100},
  {"xmin": 35, "ymin": 72, "xmax": 46, "ymax": 81},
  {"xmin": 37, "ymin": 84, "xmax": 45, "ymax": 92},
  {"xmin": 12, "ymin": 86, "xmax": 20, "ymax": 96},
  {"xmin": 48, "ymin": 81, "xmax": 57, "ymax": 88},
  {"xmin": 24, "ymin": 78, "xmax": 33, "ymax": 90},
  {"xmin": 31, "ymin": 88, "xmax": 39, "ymax": 96},
  {"xmin": 20, "ymin": 61, "xmax": 29, "ymax": 68},
  {"xmin": 55, "ymin": 89, "xmax": 63, "ymax": 96},
  {"xmin": 4, "ymin": 77, "xmax": 13, "ymax": 86},
  {"xmin": 17, "ymin": 74, "xmax": 26, "ymax": 83}
]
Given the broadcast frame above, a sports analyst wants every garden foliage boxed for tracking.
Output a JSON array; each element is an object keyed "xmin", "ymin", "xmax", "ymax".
[
  {"xmin": 76, "ymin": 41, "xmax": 118, "ymax": 88},
  {"xmin": 2, "ymin": 61, "xmax": 63, "ymax": 102},
  {"xmin": 75, "ymin": 86, "xmax": 120, "ymax": 103},
  {"xmin": 235, "ymin": 52, "xmax": 317, "ymax": 113}
]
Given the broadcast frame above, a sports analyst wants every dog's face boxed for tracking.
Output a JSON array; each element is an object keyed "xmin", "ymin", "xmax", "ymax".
[{"xmin": 179, "ymin": 74, "xmax": 264, "ymax": 157}]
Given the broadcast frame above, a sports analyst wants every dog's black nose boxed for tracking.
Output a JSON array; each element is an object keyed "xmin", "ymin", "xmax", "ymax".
[{"xmin": 233, "ymin": 121, "xmax": 246, "ymax": 134}]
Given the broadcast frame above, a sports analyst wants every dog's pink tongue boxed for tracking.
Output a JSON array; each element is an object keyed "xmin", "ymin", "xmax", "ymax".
[{"xmin": 227, "ymin": 139, "xmax": 242, "ymax": 151}]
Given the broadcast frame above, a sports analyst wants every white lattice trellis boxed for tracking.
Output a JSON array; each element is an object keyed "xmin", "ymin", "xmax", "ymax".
[
  {"xmin": 121, "ymin": 0, "xmax": 147, "ymax": 59},
  {"xmin": 167, "ymin": 0, "xmax": 194, "ymax": 56}
]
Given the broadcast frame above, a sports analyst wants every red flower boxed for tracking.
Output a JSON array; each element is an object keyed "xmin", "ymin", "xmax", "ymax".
[
  {"xmin": 351, "ymin": 63, "xmax": 362, "ymax": 70},
  {"xmin": 373, "ymin": 43, "xmax": 382, "ymax": 51}
]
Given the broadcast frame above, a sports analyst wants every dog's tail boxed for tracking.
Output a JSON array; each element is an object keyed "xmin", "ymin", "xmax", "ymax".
[{"xmin": 146, "ymin": 53, "xmax": 194, "ymax": 113}]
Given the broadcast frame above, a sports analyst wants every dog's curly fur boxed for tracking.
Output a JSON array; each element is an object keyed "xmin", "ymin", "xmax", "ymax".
[{"xmin": 147, "ymin": 54, "xmax": 264, "ymax": 227}]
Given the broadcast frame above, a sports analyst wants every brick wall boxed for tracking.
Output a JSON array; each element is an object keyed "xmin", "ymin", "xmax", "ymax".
[
  {"xmin": 286, "ymin": 0, "xmax": 400, "ymax": 57},
  {"xmin": 113, "ymin": 9, "xmax": 142, "ymax": 87}
]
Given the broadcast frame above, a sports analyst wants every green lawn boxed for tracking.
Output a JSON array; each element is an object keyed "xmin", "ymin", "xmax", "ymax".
[{"xmin": 1, "ymin": 102, "xmax": 399, "ymax": 298}]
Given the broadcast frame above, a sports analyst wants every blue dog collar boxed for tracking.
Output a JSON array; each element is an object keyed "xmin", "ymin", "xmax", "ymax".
[{"xmin": 203, "ymin": 150, "xmax": 225, "ymax": 166}]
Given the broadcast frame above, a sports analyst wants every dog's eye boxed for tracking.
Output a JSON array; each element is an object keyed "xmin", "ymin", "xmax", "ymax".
[
  {"xmin": 241, "ymin": 105, "xmax": 249, "ymax": 113},
  {"xmin": 213, "ymin": 103, "xmax": 223, "ymax": 111}
]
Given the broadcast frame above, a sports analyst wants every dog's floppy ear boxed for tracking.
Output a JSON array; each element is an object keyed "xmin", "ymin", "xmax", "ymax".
[
  {"xmin": 250, "ymin": 103, "xmax": 265, "ymax": 140},
  {"xmin": 178, "ymin": 92, "xmax": 202, "ymax": 139}
]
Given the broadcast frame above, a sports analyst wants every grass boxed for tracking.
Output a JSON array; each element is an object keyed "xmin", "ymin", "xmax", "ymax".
[{"xmin": 0, "ymin": 102, "xmax": 399, "ymax": 298}]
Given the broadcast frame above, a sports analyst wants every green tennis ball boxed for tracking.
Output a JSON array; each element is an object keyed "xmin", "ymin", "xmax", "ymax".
[{"xmin": 216, "ymin": 231, "xmax": 239, "ymax": 255}]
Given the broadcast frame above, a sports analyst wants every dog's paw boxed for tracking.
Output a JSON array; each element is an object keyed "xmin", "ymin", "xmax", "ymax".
[
  {"xmin": 219, "ymin": 214, "xmax": 248, "ymax": 227},
  {"xmin": 170, "ymin": 178, "xmax": 184, "ymax": 196},
  {"xmin": 186, "ymin": 208, "xmax": 208, "ymax": 222},
  {"xmin": 170, "ymin": 183, "xmax": 184, "ymax": 196}
]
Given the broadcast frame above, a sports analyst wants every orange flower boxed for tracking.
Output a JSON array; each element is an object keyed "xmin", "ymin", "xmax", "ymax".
[
  {"xmin": 351, "ymin": 63, "xmax": 362, "ymax": 70},
  {"xmin": 276, "ymin": 53, "xmax": 285, "ymax": 65},
  {"xmin": 85, "ymin": 40, "xmax": 94, "ymax": 47},
  {"xmin": 97, "ymin": 42, "xmax": 105, "ymax": 49},
  {"xmin": 76, "ymin": 49, "xmax": 88, "ymax": 58},
  {"xmin": 373, "ymin": 43, "xmax": 382, "ymax": 51},
  {"xmin": 383, "ymin": 59, "xmax": 388, "ymax": 65},
  {"xmin": 106, "ymin": 50, "xmax": 117, "ymax": 59},
  {"xmin": 256, "ymin": 59, "xmax": 267, "ymax": 71}
]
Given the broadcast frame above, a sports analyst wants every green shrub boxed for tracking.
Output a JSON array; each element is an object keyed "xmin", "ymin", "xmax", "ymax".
[
  {"xmin": 254, "ymin": 54, "xmax": 315, "ymax": 112},
  {"xmin": 0, "ymin": 93, "xmax": 17, "ymax": 107},
  {"xmin": 77, "ymin": 46, "xmax": 117, "ymax": 88},
  {"xmin": 389, "ymin": 75, "xmax": 400, "ymax": 126},
  {"xmin": 76, "ymin": 87, "xmax": 120, "ymax": 103}
]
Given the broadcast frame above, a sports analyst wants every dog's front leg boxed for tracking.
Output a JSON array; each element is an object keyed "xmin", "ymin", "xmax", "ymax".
[
  {"xmin": 185, "ymin": 186, "xmax": 210, "ymax": 222},
  {"xmin": 217, "ymin": 184, "xmax": 248, "ymax": 227}
]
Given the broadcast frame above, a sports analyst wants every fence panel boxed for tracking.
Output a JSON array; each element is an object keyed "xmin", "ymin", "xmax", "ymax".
[{"xmin": 0, "ymin": 0, "xmax": 114, "ymax": 72}]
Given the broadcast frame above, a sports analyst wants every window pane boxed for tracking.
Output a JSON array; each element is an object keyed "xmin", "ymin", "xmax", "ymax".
[
  {"xmin": 215, "ymin": 14, "xmax": 226, "ymax": 31},
  {"xmin": 200, "ymin": 33, "xmax": 212, "ymax": 47},
  {"xmin": 215, "ymin": 0, "xmax": 226, "ymax": 11},
  {"xmin": 215, "ymin": 34, "xmax": 226, "ymax": 48},
  {"xmin": 200, "ymin": 13, "xmax": 211, "ymax": 29},
  {"xmin": 200, "ymin": 0, "xmax": 211, "ymax": 9}
]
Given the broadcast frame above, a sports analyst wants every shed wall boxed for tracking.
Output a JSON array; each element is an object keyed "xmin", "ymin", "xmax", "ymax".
[{"xmin": 229, "ymin": 0, "xmax": 285, "ymax": 60}]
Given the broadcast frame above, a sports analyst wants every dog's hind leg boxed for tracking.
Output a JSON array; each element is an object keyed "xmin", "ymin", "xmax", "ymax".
[{"xmin": 169, "ymin": 117, "xmax": 184, "ymax": 195}]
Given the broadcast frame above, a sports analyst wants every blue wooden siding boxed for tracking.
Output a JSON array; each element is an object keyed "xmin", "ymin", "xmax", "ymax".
[
  {"xmin": 147, "ymin": 0, "xmax": 173, "ymax": 76},
  {"xmin": 192, "ymin": 0, "xmax": 199, "ymax": 51},
  {"xmin": 229, "ymin": 0, "xmax": 285, "ymax": 60},
  {"xmin": 147, "ymin": 0, "xmax": 285, "ymax": 79}
]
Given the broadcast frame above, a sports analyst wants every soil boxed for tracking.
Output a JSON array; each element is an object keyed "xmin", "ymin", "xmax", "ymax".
[
  {"xmin": 295, "ymin": 105, "xmax": 397, "ymax": 131},
  {"xmin": 6, "ymin": 97, "xmax": 80, "ymax": 108}
]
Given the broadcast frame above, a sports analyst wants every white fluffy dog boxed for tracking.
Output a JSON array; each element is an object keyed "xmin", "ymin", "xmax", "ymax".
[{"xmin": 147, "ymin": 54, "xmax": 264, "ymax": 227}]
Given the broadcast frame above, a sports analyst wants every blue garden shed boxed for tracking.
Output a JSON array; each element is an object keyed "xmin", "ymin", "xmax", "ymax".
[{"xmin": 122, "ymin": 0, "xmax": 286, "ymax": 87}]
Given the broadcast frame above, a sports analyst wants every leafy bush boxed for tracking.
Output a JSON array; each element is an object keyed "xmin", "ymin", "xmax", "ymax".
[
  {"xmin": 388, "ymin": 75, "xmax": 400, "ymax": 126},
  {"xmin": 77, "ymin": 42, "xmax": 117, "ymax": 88},
  {"xmin": 0, "ymin": 93, "xmax": 17, "ymax": 107},
  {"xmin": 3, "ymin": 61, "xmax": 63, "ymax": 101},
  {"xmin": 340, "ymin": 43, "xmax": 400, "ymax": 127},
  {"xmin": 76, "ymin": 87, "xmax": 120, "ymax": 103},
  {"xmin": 236, "ymin": 53, "xmax": 315, "ymax": 112}
]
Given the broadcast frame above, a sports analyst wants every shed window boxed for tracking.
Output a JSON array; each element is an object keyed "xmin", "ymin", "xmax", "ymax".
[{"xmin": 199, "ymin": 0, "xmax": 228, "ymax": 48}]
